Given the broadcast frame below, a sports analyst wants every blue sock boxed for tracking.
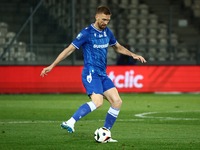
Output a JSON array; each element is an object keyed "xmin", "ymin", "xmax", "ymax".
[
  {"xmin": 72, "ymin": 101, "xmax": 97, "ymax": 122},
  {"xmin": 104, "ymin": 107, "xmax": 120, "ymax": 130}
]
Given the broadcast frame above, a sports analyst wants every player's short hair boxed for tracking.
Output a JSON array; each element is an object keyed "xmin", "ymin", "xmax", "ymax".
[{"xmin": 96, "ymin": 6, "xmax": 111, "ymax": 15}]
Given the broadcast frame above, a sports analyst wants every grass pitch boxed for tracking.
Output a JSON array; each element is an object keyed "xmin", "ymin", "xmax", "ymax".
[{"xmin": 0, "ymin": 93, "xmax": 200, "ymax": 150}]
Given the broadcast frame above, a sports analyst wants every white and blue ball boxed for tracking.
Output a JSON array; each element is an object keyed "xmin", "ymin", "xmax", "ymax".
[{"xmin": 94, "ymin": 127, "xmax": 111, "ymax": 143}]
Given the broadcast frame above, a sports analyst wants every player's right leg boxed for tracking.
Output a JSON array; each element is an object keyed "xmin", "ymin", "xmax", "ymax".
[
  {"xmin": 61, "ymin": 93, "xmax": 103, "ymax": 133},
  {"xmin": 61, "ymin": 71, "xmax": 104, "ymax": 133},
  {"xmin": 61, "ymin": 100, "xmax": 97, "ymax": 132}
]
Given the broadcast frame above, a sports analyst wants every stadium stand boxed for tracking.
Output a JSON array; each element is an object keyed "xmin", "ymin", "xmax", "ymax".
[{"xmin": 0, "ymin": 0, "xmax": 199, "ymax": 64}]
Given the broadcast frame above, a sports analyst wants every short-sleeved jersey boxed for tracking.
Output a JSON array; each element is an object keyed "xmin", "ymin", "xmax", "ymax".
[{"xmin": 72, "ymin": 23, "xmax": 117, "ymax": 76}]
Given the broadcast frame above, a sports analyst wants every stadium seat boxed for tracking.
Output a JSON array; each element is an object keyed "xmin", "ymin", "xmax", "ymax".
[
  {"xmin": 194, "ymin": 0, "xmax": 200, "ymax": 5},
  {"xmin": 25, "ymin": 52, "xmax": 36, "ymax": 61},
  {"xmin": 137, "ymin": 19, "xmax": 148, "ymax": 28},
  {"xmin": 127, "ymin": 9, "xmax": 138, "ymax": 19},
  {"xmin": 90, "ymin": 8, "xmax": 96, "ymax": 14},
  {"xmin": 89, "ymin": 8, "xmax": 96, "ymax": 20},
  {"xmin": 58, "ymin": 16, "xmax": 67, "ymax": 29},
  {"xmin": 136, "ymin": 51, "xmax": 145, "ymax": 57},
  {"xmin": 138, "ymin": 14, "xmax": 148, "ymax": 19},
  {"xmin": 148, "ymin": 47, "xmax": 157, "ymax": 53},
  {"xmin": 107, "ymin": 23, "xmax": 114, "ymax": 30},
  {"xmin": 158, "ymin": 33, "xmax": 168, "ymax": 39},
  {"xmin": 148, "ymin": 14, "xmax": 158, "ymax": 20},
  {"xmin": 107, "ymin": 46, "xmax": 117, "ymax": 63},
  {"xmin": 148, "ymin": 38, "xmax": 157, "ymax": 46},
  {"xmin": 118, "ymin": 28, "xmax": 126, "ymax": 38},
  {"xmin": 126, "ymin": 8, "xmax": 138, "ymax": 19},
  {"xmin": 0, "ymin": 32, "xmax": 6, "ymax": 45},
  {"xmin": 177, "ymin": 48, "xmax": 189, "ymax": 61},
  {"xmin": 137, "ymin": 28, "xmax": 147, "ymax": 39},
  {"xmin": 107, "ymin": 23, "xmax": 116, "ymax": 35},
  {"xmin": 138, "ymin": 4, "xmax": 148, "ymax": 9},
  {"xmin": 17, "ymin": 42, "xmax": 26, "ymax": 54},
  {"xmin": 171, "ymin": 38, "xmax": 178, "ymax": 46},
  {"xmin": 192, "ymin": 4, "xmax": 200, "ymax": 17},
  {"xmin": 89, "ymin": 0, "xmax": 98, "ymax": 8},
  {"xmin": 137, "ymin": 38, "xmax": 147, "ymax": 46},
  {"xmin": 0, "ymin": 22, "xmax": 8, "ymax": 37},
  {"xmin": 157, "ymin": 48, "xmax": 168, "ymax": 61},
  {"xmin": 136, "ymin": 33, "xmax": 145, "ymax": 39},
  {"xmin": 119, "ymin": 0, "xmax": 129, "ymax": 8},
  {"xmin": 171, "ymin": 33, "xmax": 178, "ymax": 39},
  {"xmin": 129, "ymin": 0, "xmax": 139, "ymax": 8},
  {"xmin": 147, "ymin": 33, "xmax": 157, "ymax": 39},
  {"xmin": 130, "ymin": 8, "xmax": 138, "ymax": 15},
  {"xmin": 138, "ymin": 28, "xmax": 147, "ymax": 35},
  {"xmin": 138, "ymin": 47, "xmax": 146, "ymax": 53},
  {"xmin": 169, "ymin": 51, "xmax": 175, "ymax": 61},
  {"xmin": 147, "ymin": 23, "xmax": 157, "ymax": 29},
  {"xmin": 127, "ymin": 38, "xmax": 136, "ymax": 46},
  {"xmin": 43, "ymin": 0, "xmax": 52, "ymax": 8},
  {"xmin": 184, "ymin": 0, "xmax": 192, "ymax": 7},
  {"xmin": 118, "ymin": 37, "xmax": 126, "ymax": 45},
  {"xmin": 49, "ymin": 5, "xmax": 61, "ymax": 19},
  {"xmin": 4, "ymin": 46, "xmax": 15, "ymax": 61},
  {"xmin": 15, "ymin": 52, "xmax": 25, "ymax": 61},
  {"xmin": 158, "ymin": 28, "xmax": 168, "ymax": 39},
  {"xmin": 140, "ymin": 8, "xmax": 149, "ymax": 16},
  {"xmin": 126, "ymin": 29, "xmax": 137, "ymax": 38},
  {"xmin": 149, "ymin": 19, "xmax": 158, "ymax": 26},
  {"xmin": 127, "ymin": 18, "xmax": 138, "ymax": 28},
  {"xmin": 137, "ymin": 48, "xmax": 146, "ymax": 57},
  {"xmin": 0, "ymin": 47, "xmax": 4, "ymax": 56},
  {"xmin": 99, "ymin": 0, "xmax": 107, "ymax": 5},
  {"xmin": 159, "ymin": 28, "xmax": 168, "ymax": 36},
  {"xmin": 147, "ymin": 28, "xmax": 157, "ymax": 38},
  {"xmin": 159, "ymin": 38, "xmax": 168, "ymax": 47},
  {"xmin": 129, "ymin": 46, "xmax": 136, "ymax": 53},
  {"xmin": 147, "ymin": 14, "xmax": 158, "ymax": 29},
  {"xmin": 148, "ymin": 47, "xmax": 157, "ymax": 61},
  {"xmin": 148, "ymin": 56, "xmax": 156, "ymax": 61},
  {"xmin": 141, "ymin": 18, "xmax": 148, "ymax": 25},
  {"xmin": 158, "ymin": 23, "xmax": 168, "ymax": 29},
  {"xmin": 189, "ymin": 51, "xmax": 196, "ymax": 61},
  {"xmin": 6, "ymin": 32, "xmax": 17, "ymax": 44},
  {"xmin": 51, "ymin": 0, "xmax": 59, "ymax": 6}
]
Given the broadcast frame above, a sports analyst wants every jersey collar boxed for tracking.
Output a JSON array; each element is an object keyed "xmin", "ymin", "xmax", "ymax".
[{"xmin": 91, "ymin": 23, "xmax": 105, "ymax": 33}]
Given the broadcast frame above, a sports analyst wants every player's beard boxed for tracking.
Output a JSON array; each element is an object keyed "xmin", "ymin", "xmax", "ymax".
[{"xmin": 98, "ymin": 22, "xmax": 106, "ymax": 30}]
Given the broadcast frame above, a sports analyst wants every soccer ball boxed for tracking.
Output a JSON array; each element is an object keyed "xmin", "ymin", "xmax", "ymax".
[{"xmin": 94, "ymin": 127, "xmax": 111, "ymax": 143}]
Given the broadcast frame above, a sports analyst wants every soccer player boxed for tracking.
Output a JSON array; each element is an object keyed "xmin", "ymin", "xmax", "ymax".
[{"xmin": 40, "ymin": 6, "xmax": 146, "ymax": 142}]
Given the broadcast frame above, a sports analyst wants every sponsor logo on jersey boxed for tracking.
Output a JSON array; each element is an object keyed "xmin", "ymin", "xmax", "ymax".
[
  {"xmin": 93, "ymin": 43, "xmax": 109, "ymax": 49},
  {"xmin": 99, "ymin": 34, "xmax": 103, "ymax": 38}
]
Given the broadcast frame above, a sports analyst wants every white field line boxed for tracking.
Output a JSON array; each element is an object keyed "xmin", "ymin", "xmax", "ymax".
[
  {"xmin": 0, "ymin": 119, "xmax": 145, "ymax": 124},
  {"xmin": 135, "ymin": 110, "xmax": 200, "ymax": 121},
  {"xmin": 1, "ymin": 110, "xmax": 199, "ymax": 124}
]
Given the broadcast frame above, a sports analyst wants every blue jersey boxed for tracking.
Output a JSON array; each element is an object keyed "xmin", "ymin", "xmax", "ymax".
[{"xmin": 72, "ymin": 23, "xmax": 117, "ymax": 76}]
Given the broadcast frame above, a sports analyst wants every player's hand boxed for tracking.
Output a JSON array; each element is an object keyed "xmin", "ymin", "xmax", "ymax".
[
  {"xmin": 132, "ymin": 54, "xmax": 147, "ymax": 63},
  {"xmin": 40, "ymin": 66, "xmax": 53, "ymax": 77}
]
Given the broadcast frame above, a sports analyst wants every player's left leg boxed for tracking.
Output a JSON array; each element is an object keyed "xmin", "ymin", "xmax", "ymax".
[
  {"xmin": 103, "ymin": 87, "xmax": 122, "ymax": 130},
  {"xmin": 101, "ymin": 76, "xmax": 122, "ymax": 131}
]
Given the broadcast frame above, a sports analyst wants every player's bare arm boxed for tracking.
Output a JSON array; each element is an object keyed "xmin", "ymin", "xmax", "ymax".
[
  {"xmin": 112, "ymin": 43, "xmax": 147, "ymax": 63},
  {"xmin": 40, "ymin": 44, "xmax": 76, "ymax": 77}
]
